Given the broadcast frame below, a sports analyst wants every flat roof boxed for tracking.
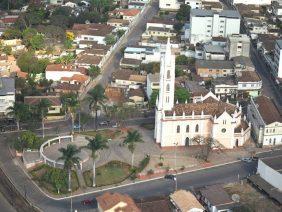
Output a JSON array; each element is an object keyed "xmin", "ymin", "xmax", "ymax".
[
  {"xmin": 195, "ymin": 60, "xmax": 234, "ymax": 70},
  {"xmin": 191, "ymin": 9, "xmax": 240, "ymax": 19},
  {"xmin": 260, "ymin": 155, "xmax": 282, "ymax": 171},
  {"xmin": 0, "ymin": 77, "xmax": 15, "ymax": 95}
]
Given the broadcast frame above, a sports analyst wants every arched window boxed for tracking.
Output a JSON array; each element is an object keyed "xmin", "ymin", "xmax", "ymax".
[
  {"xmin": 177, "ymin": 125, "xmax": 180, "ymax": 133},
  {"xmin": 166, "ymin": 84, "xmax": 170, "ymax": 92},
  {"xmin": 186, "ymin": 125, "xmax": 189, "ymax": 133},
  {"xmin": 167, "ymin": 70, "xmax": 170, "ymax": 79},
  {"xmin": 195, "ymin": 124, "xmax": 199, "ymax": 132}
]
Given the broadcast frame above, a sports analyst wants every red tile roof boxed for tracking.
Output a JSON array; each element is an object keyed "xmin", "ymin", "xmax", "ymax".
[{"xmin": 24, "ymin": 96, "xmax": 61, "ymax": 106}]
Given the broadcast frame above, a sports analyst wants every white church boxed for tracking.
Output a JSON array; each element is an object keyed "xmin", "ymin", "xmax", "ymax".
[{"xmin": 154, "ymin": 39, "xmax": 251, "ymax": 149}]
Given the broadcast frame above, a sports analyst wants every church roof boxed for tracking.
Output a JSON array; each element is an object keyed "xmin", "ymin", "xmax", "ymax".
[{"xmin": 165, "ymin": 100, "xmax": 236, "ymax": 117}]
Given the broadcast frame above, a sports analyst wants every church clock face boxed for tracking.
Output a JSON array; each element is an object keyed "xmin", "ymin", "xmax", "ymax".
[{"xmin": 221, "ymin": 128, "xmax": 226, "ymax": 133}]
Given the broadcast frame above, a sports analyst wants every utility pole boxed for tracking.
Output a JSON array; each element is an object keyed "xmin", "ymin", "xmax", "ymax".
[{"xmin": 174, "ymin": 142, "xmax": 178, "ymax": 191}]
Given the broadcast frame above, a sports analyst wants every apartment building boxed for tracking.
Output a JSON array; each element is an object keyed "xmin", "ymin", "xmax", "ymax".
[
  {"xmin": 189, "ymin": 9, "xmax": 241, "ymax": 44},
  {"xmin": 159, "ymin": 0, "xmax": 180, "ymax": 10},
  {"xmin": 227, "ymin": 0, "xmax": 271, "ymax": 5},
  {"xmin": 184, "ymin": 0, "xmax": 202, "ymax": 9},
  {"xmin": 273, "ymin": 39, "xmax": 282, "ymax": 79},
  {"xmin": 227, "ymin": 34, "xmax": 250, "ymax": 59}
]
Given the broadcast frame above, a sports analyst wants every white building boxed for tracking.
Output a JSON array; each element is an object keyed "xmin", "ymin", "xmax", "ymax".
[
  {"xmin": 203, "ymin": 44, "xmax": 226, "ymax": 60},
  {"xmin": 45, "ymin": 64, "xmax": 84, "ymax": 82},
  {"xmin": 189, "ymin": 9, "xmax": 241, "ymax": 45},
  {"xmin": 227, "ymin": 0, "xmax": 271, "ymax": 5},
  {"xmin": 0, "ymin": 77, "xmax": 15, "ymax": 116},
  {"xmin": 273, "ymin": 40, "xmax": 282, "ymax": 79},
  {"xmin": 247, "ymin": 96, "xmax": 282, "ymax": 146},
  {"xmin": 124, "ymin": 46, "xmax": 161, "ymax": 63},
  {"xmin": 227, "ymin": 34, "xmax": 250, "ymax": 59},
  {"xmin": 257, "ymin": 156, "xmax": 282, "ymax": 191},
  {"xmin": 184, "ymin": 0, "xmax": 202, "ymax": 9},
  {"xmin": 146, "ymin": 73, "xmax": 160, "ymax": 99},
  {"xmin": 154, "ymin": 39, "xmax": 251, "ymax": 148},
  {"xmin": 159, "ymin": 0, "xmax": 180, "ymax": 10}
]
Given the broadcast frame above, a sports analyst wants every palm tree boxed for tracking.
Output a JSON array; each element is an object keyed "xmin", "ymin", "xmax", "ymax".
[
  {"xmin": 36, "ymin": 99, "xmax": 51, "ymax": 138},
  {"xmin": 7, "ymin": 102, "xmax": 30, "ymax": 131},
  {"xmin": 123, "ymin": 130, "xmax": 143, "ymax": 167},
  {"xmin": 86, "ymin": 84, "xmax": 107, "ymax": 130},
  {"xmin": 58, "ymin": 144, "xmax": 81, "ymax": 192},
  {"xmin": 84, "ymin": 134, "xmax": 108, "ymax": 187},
  {"xmin": 61, "ymin": 93, "xmax": 79, "ymax": 133}
]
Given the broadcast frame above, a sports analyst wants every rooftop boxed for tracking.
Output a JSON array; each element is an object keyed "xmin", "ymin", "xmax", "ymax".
[
  {"xmin": 254, "ymin": 95, "xmax": 282, "ymax": 124},
  {"xmin": 195, "ymin": 60, "xmax": 234, "ymax": 70},
  {"xmin": 232, "ymin": 56, "xmax": 254, "ymax": 68},
  {"xmin": 213, "ymin": 76, "xmax": 236, "ymax": 85},
  {"xmin": 24, "ymin": 96, "xmax": 61, "ymax": 106},
  {"xmin": 71, "ymin": 23, "xmax": 113, "ymax": 36},
  {"xmin": 147, "ymin": 73, "xmax": 160, "ymax": 83},
  {"xmin": 238, "ymin": 71, "xmax": 261, "ymax": 82},
  {"xmin": 0, "ymin": 77, "xmax": 15, "ymax": 95},
  {"xmin": 203, "ymin": 44, "xmax": 225, "ymax": 54},
  {"xmin": 45, "ymin": 64, "xmax": 72, "ymax": 72},
  {"xmin": 261, "ymin": 155, "xmax": 282, "ymax": 171},
  {"xmin": 148, "ymin": 17, "xmax": 176, "ymax": 25},
  {"xmin": 191, "ymin": 9, "xmax": 240, "ymax": 19},
  {"xmin": 76, "ymin": 55, "xmax": 102, "ymax": 65},
  {"xmin": 257, "ymin": 34, "xmax": 279, "ymax": 52},
  {"xmin": 170, "ymin": 190, "xmax": 204, "ymax": 211},
  {"xmin": 128, "ymin": 88, "xmax": 145, "ymax": 98}
]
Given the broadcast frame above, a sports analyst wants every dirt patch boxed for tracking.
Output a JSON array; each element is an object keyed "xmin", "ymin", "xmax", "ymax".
[{"xmin": 224, "ymin": 181, "xmax": 281, "ymax": 212}]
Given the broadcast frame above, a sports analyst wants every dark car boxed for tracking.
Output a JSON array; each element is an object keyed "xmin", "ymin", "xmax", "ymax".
[
  {"xmin": 164, "ymin": 174, "xmax": 176, "ymax": 181},
  {"xmin": 81, "ymin": 199, "xmax": 93, "ymax": 205}
]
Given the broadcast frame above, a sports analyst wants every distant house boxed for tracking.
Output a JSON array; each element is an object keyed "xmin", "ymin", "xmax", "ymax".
[
  {"xmin": 199, "ymin": 185, "xmax": 238, "ymax": 212},
  {"xmin": 123, "ymin": 46, "xmax": 161, "ymax": 63},
  {"xmin": 0, "ymin": 77, "xmax": 15, "ymax": 116},
  {"xmin": 146, "ymin": 73, "xmax": 160, "ymax": 99},
  {"xmin": 128, "ymin": 1, "xmax": 145, "ymax": 9},
  {"xmin": 120, "ymin": 58, "xmax": 142, "ymax": 69},
  {"xmin": 110, "ymin": 8, "xmax": 141, "ymax": 22},
  {"xmin": 111, "ymin": 69, "xmax": 146, "ymax": 89},
  {"xmin": 195, "ymin": 60, "xmax": 234, "ymax": 78},
  {"xmin": 170, "ymin": 190, "xmax": 204, "ymax": 212},
  {"xmin": 24, "ymin": 96, "xmax": 62, "ymax": 115},
  {"xmin": 107, "ymin": 18, "xmax": 129, "ymax": 29},
  {"xmin": 0, "ymin": 55, "xmax": 20, "ymax": 77},
  {"xmin": 0, "ymin": 15, "xmax": 18, "ymax": 26},
  {"xmin": 203, "ymin": 44, "xmax": 226, "ymax": 61},
  {"xmin": 96, "ymin": 192, "xmax": 140, "ymax": 212},
  {"xmin": 75, "ymin": 54, "xmax": 103, "ymax": 69},
  {"xmin": 128, "ymin": 88, "xmax": 146, "ymax": 105},
  {"xmin": 247, "ymin": 95, "xmax": 282, "ymax": 146},
  {"xmin": 237, "ymin": 71, "xmax": 262, "ymax": 97}
]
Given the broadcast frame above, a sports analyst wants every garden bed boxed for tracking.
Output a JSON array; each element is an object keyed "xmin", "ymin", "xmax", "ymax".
[
  {"xmin": 30, "ymin": 164, "xmax": 79, "ymax": 194},
  {"xmin": 83, "ymin": 161, "xmax": 132, "ymax": 187}
]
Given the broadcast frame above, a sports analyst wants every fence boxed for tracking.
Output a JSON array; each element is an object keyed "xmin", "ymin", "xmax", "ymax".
[{"xmin": 39, "ymin": 135, "xmax": 83, "ymax": 170}]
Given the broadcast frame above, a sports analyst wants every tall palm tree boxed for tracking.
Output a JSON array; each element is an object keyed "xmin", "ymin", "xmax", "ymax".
[
  {"xmin": 36, "ymin": 99, "xmax": 51, "ymax": 138},
  {"xmin": 7, "ymin": 102, "xmax": 30, "ymax": 131},
  {"xmin": 61, "ymin": 93, "xmax": 79, "ymax": 133},
  {"xmin": 123, "ymin": 130, "xmax": 143, "ymax": 167},
  {"xmin": 58, "ymin": 144, "xmax": 81, "ymax": 192},
  {"xmin": 86, "ymin": 84, "xmax": 107, "ymax": 130},
  {"xmin": 84, "ymin": 134, "xmax": 108, "ymax": 187}
]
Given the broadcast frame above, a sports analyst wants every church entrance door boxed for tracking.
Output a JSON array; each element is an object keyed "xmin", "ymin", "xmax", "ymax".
[
  {"xmin": 185, "ymin": 137, "xmax": 190, "ymax": 147},
  {"xmin": 235, "ymin": 139, "xmax": 239, "ymax": 147}
]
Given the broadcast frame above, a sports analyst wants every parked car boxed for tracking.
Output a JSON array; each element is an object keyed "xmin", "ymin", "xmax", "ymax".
[
  {"xmin": 240, "ymin": 157, "xmax": 253, "ymax": 163},
  {"xmin": 99, "ymin": 121, "xmax": 110, "ymax": 126},
  {"xmin": 164, "ymin": 174, "xmax": 176, "ymax": 181},
  {"xmin": 73, "ymin": 123, "xmax": 81, "ymax": 130},
  {"xmin": 81, "ymin": 199, "xmax": 93, "ymax": 205}
]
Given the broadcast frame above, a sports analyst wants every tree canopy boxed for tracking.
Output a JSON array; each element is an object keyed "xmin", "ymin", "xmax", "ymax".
[
  {"xmin": 176, "ymin": 4, "xmax": 191, "ymax": 22},
  {"xmin": 175, "ymin": 87, "xmax": 190, "ymax": 103}
]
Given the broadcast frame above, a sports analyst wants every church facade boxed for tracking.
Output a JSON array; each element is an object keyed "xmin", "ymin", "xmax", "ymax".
[{"xmin": 154, "ymin": 39, "xmax": 251, "ymax": 148}]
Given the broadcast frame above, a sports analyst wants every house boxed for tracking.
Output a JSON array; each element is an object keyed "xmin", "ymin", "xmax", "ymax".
[
  {"xmin": 237, "ymin": 71, "xmax": 262, "ymax": 97},
  {"xmin": 0, "ymin": 39, "xmax": 25, "ymax": 52},
  {"xmin": 60, "ymin": 74, "xmax": 90, "ymax": 86},
  {"xmin": 232, "ymin": 56, "xmax": 255, "ymax": 73},
  {"xmin": 202, "ymin": 1, "xmax": 223, "ymax": 12},
  {"xmin": 120, "ymin": 58, "xmax": 142, "ymax": 69},
  {"xmin": 24, "ymin": 96, "xmax": 62, "ymax": 115},
  {"xmin": 45, "ymin": 64, "xmax": 85, "ymax": 82},
  {"xmin": 248, "ymin": 156, "xmax": 282, "ymax": 205},
  {"xmin": 227, "ymin": 0, "xmax": 271, "ymax": 5},
  {"xmin": 0, "ymin": 77, "xmax": 15, "ymax": 116},
  {"xmin": 110, "ymin": 8, "xmax": 141, "ymax": 22},
  {"xmin": 135, "ymin": 196, "xmax": 171, "ymax": 212},
  {"xmin": 75, "ymin": 54, "xmax": 103, "ymax": 69},
  {"xmin": 111, "ymin": 69, "xmax": 146, "ymax": 89},
  {"xmin": 170, "ymin": 190, "xmax": 204, "ymax": 212},
  {"xmin": 213, "ymin": 77, "xmax": 238, "ymax": 99},
  {"xmin": 123, "ymin": 46, "xmax": 161, "ymax": 63},
  {"xmin": 128, "ymin": 88, "xmax": 146, "ymax": 105},
  {"xmin": 142, "ymin": 26, "xmax": 177, "ymax": 38},
  {"xmin": 203, "ymin": 44, "xmax": 226, "ymax": 60},
  {"xmin": 105, "ymin": 86, "xmax": 126, "ymax": 104},
  {"xmin": 195, "ymin": 60, "xmax": 234, "ymax": 78},
  {"xmin": 52, "ymin": 82, "xmax": 82, "ymax": 94},
  {"xmin": 199, "ymin": 185, "xmax": 238, "ymax": 212},
  {"xmin": 184, "ymin": 80, "xmax": 209, "ymax": 103},
  {"xmin": 247, "ymin": 95, "xmax": 282, "ymax": 146},
  {"xmin": 96, "ymin": 192, "xmax": 140, "ymax": 212},
  {"xmin": 0, "ymin": 15, "xmax": 18, "ymax": 26},
  {"xmin": 184, "ymin": 0, "xmax": 203, "ymax": 9},
  {"xmin": 155, "ymin": 40, "xmax": 251, "ymax": 148},
  {"xmin": 107, "ymin": 18, "xmax": 129, "ymax": 29},
  {"xmin": 227, "ymin": 34, "xmax": 250, "ymax": 59},
  {"xmin": 128, "ymin": 1, "xmax": 146, "ymax": 9},
  {"xmin": 159, "ymin": 0, "xmax": 180, "ymax": 11},
  {"xmin": 189, "ymin": 9, "xmax": 241, "ymax": 45},
  {"xmin": 70, "ymin": 23, "xmax": 114, "ymax": 45},
  {"xmin": 146, "ymin": 73, "xmax": 160, "ymax": 99},
  {"xmin": 0, "ymin": 55, "xmax": 20, "ymax": 77}
]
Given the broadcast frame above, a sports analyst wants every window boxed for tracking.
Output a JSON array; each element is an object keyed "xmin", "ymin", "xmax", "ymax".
[
  {"xmin": 220, "ymin": 31, "xmax": 223, "ymax": 33},
  {"xmin": 195, "ymin": 124, "xmax": 199, "ymax": 132},
  {"xmin": 166, "ymin": 96, "xmax": 169, "ymax": 103},
  {"xmin": 273, "ymin": 129, "xmax": 275, "ymax": 133},
  {"xmin": 177, "ymin": 125, "xmax": 180, "ymax": 133},
  {"xmin": 186, "ymin": 125, "xmax": 189, "ymax": 133},
  {"xmin": 167, "ymin": 70, "xmax": 170, "ymax": 79},
  {"xmin": 166, "ymin": 84, "xmax": 170, "ymax": 92},
  {"xmin": 222, "ymin": 128, "xmax": 226, "ymax": 133},
  {"xmin": 223, "ymin": 120, "xmax": 226, "ymax": 124}
]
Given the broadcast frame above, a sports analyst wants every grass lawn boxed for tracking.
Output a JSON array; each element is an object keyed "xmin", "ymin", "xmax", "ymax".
[
  {"xmin": 83, "ymin": 161, "xmax": 133, "ymax": 187},
  {"xmin": 224, "ymin": 181, "xmax": 281, "ymax": 212},
  {"xmin": 30, "ymin": 164, "xmax": 79, "ymax": 194},
  {"xmin": 78, "ymin": 129, "xmax": 121, "ymax": 139},
  {"xmin": 140, "ymin": 123, "xmax": 154, "ymax": 130}
]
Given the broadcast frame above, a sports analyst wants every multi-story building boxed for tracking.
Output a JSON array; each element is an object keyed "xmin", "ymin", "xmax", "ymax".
[
  {"xmin": 227, "ymin": 0, "xmax": 271, "ymax": 5},
  {"xmin": 184, "ymin": 0, "xmax": 202, "ymax": 9},
  {"xmin": 0, "ymin": 77, "xmax": 15, "ymax": 116},
  {"xmin": 247, "ymin": 95, "xmax": 282, "ymax": 146},
  {"xmin": 189, "ymin": 9, "xmax": 241, "ymax": 45},
  {"xmin": 195, "ymin": 60, "xmax": 234, "ymax": 78},
  {"xmin": 146, "ymin": 73, "xmax": 160, "ymax": 99},
  {"xmin": 273, "ymin": 39, "xmax": 282, "ymax": 79},
  {"xmin": 203, "ymin": 44, "xmax": 226, "ymax": 60},
  {"xmin": 155, "ymin": 39, "xmax": 251, "ymax": 148},
  {"xmin": 159, "ymin": 0, "xmax": 180, "ymax": 10},
  {"xmin": 227, "ymin": 34, "xmax": 250, "ymax": 59},
  {"xmin": 237, "ymin": 71, "xmax": 262, "ymax": 97},
  {"xmin": 123, "ymin": 46, "xmax": 161, "ymax": 63}
]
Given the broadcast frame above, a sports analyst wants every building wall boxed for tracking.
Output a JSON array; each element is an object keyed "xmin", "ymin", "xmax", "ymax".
[
  {"xmin": 258, "ymin": 160, "xmax": 282, "ymax": 190},
  {"xmin": 146, "ymin": 22, "xmax": 174, "ymax": 30},
  {"xmin": 263, "ymin": 122, "xmax": 282, "ymax": 146},
  {"xmin": 204, "ymin": 52, "xmax": 226, "ymax": 60},
  {"xmin": 184, "ymin": 0, "xmax": 202, "ymax": 9},
  {"xmin": 237, "ymin": 81, "xmax": 262, "ymax": 93},
  {"xmin": 159, "ymin": 0, "xmax": 180, "ymax": 10},
  {"xmin": 228, "ymin": 35, "xmax": 250, "ymax": 59},
  {"xmin": 45, "ymin": 71, "xmax": 82, "ymax": 81},
  {"xmin": 214, "ymin": 84, "xmax": 237, "ymax": 97},
  {"xmin": 75, "ymin": 35, "xmax": 106, "ymax": 45},
  {"xmin": 274, "ymin": 42, "xmax": 282, "ymax": 78},
  {"xmin": 197, "ymin": 67, "xmax": 234, "ymax": 78},
  {"xmin": 0, "ymin": 94, "xmax": 15, "ymax": 115}
]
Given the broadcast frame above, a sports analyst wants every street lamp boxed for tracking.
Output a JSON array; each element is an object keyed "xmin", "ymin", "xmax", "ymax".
[{"xmin": 173, "ymin": 142, "xmax": 178, "ymax": 191}]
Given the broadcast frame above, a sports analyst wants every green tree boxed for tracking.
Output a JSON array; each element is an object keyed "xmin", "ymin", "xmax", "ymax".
[
  {"xmin": 84, "ymin": 134, "xmax": 108, "ymax": 187},
  {"xmin": 61, "ymin": 93, "xmax": 79, "ymax": 133},
  {"xmin": 58, "ymin": 145, "xmax": 81, "ymax": 191},
  {"xmin": 175, "ymin": 87, "xmax": 190, "ymax": 103},
  {"xmin": 15, "ymin": 130, "xmax": 41, "ymax": 151},
  {"xmin": 176, "ymin": 55, "xmax": 189, "ymax": 65},
  {"xmin": 149, "ymin": 90, "xmax": 159, "ymax": 108},
  {"xmin": 90, "ymin": 0, "xmax": 114, "ymax": 13},
  {"xmin": 36, "ymin": 99, "xmax": 51, "ymax": 138},
  {"xmin": 55, "ymin": 53, "xmax": 75, "ymax": 65},
  {"xmin": 87, "ymin": 65, "xmax": 101, "ymax": 79},
  {"xmin": 104, "ymin": 34, "xmax": 116, "ymax": 45},
  {"xmin": 173, "ymin": 22, "xmax": 184, "ymax": 34},
  {"xmin": 2, "ymin": 46, "xmax": 12, "ymax": 55},
  {"xmin": 86, "ymin": 84, "xmax": 107, "ymax": 130},
  {"xmin": 48, "ymin": 169, "xmax": 67, "ymax": 194},
  {"xmin": 117, "ymin": 29, "xmax": 125, "ymax": 38},
  {"xmin": 176, "ymin": 4, "xmax": 191, "ymax": 22},
  {"xmin": 123, "ymin": 130, "xmax": 143, "ymax": 167},
  {"xmin": 30, "ymin": 34, "xmax": 44, "ymax": 50},
  {"xmin": 7, "ymin": 102, "xmax": 30, "ymax": 131},
  {"xmin": 17, "ymin": 52, "xmax": 49, "ymax": 74}
]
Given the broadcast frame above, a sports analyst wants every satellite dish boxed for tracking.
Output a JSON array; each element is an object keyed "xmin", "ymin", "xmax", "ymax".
[{"xmin": 232, "ymin": 194, "xmax": 240, "ymax": 203}]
